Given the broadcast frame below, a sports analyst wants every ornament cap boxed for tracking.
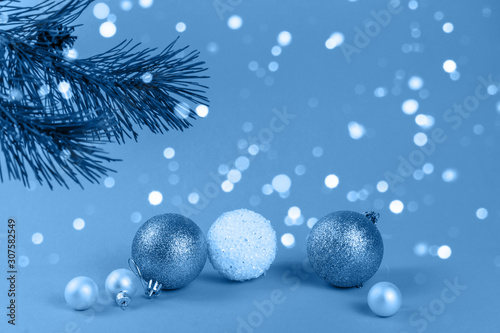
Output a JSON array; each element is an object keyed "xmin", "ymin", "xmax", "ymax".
[
  {"xmin": 128, "ymin": 258, "xmax": 163, "ymax": 299},
  {"xmin": 363, "ymin": 211, "xmax": 380, "ymax": 224},
  {"xmin": 115, "ymin": 291, "xmax": 131, "ymax": 308}
]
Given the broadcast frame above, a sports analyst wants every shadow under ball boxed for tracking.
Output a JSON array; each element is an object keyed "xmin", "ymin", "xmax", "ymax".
[
  {"xmin": 131, "ymin": 213, "xmax": 207, "ymax": 290},
  {"xmin": 307, "ymin": 211, "xmax": 384, "ymax": 288}
]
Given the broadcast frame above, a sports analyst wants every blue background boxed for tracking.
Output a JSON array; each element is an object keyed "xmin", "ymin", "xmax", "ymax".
[{"xmin": 1, "ymin": 0, "xmax": 499, "ymax": 332}]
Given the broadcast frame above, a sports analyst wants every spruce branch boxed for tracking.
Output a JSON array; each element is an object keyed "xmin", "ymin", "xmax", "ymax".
[{"xmin": 0, "ymin": 0, "xmax": 209, "ymax": 189}]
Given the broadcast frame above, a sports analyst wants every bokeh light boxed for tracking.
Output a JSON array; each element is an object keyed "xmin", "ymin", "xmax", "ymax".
[
  {"xmin": 272, "ymin": 174, "xmax": 291, "ymax": 193},
  {"xmin": 148, "ymin": 191, "xmax": 163, "ymax": 205},
  {"xmin": 281, "ymin": 233, "xmax": 295, "ymax": 248},
  {"xmin": 32, "ymin": 232, "xmax": 43, "ymax": 245},
  {"xmin": 389, "ymin": 200, "xmax": 404, "ymax": 214},
  {"xmin": 324, "ymin": 174, "xmax": 339, "ymax": 188},
  {"xmin": 476, "ymin": 208, "xmax": 488, "ymax": 220},
  {"xmin": 73, "ymin": 218, "xmax": 85, "ymax": 230},
  {"xmin": 228, "ymin": 15, "xmax": 243, "ymax": 30}
]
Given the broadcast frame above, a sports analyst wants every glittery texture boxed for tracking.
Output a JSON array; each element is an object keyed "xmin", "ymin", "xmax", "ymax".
[
  {"xmin": 307, "ymin": 211, "xmax": 384, "ymax": 288},
  {"xmin": 131, "ymin": 213, "xmax": 207, "ymax": 290},
  {"xmin": 207, "ymin": 209, "xmax": 277, "ymax": 281}
]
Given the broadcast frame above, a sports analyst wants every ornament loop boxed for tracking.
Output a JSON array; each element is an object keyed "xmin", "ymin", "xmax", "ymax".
[
  {"xmin": 363, "ymin": 211, "xmax": 380, "ymax": 224},
  {"xmin": 128, "ymin": 258, "xmax": 163, "ymax": 299}
]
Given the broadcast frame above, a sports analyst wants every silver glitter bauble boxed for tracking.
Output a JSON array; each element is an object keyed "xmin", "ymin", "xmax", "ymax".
[
  {"xmin": 131, "ymin": 213, "xmax": 207, "ymax": 290},
  {"xmin": 307, "ymin": 211, "xmax": 383, "ymax": 288}
]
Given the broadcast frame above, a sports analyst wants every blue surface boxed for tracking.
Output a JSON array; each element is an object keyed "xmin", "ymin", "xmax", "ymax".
[{"xmin": 1, "ymin": 0, "xmax": 500, "ymax": 332}]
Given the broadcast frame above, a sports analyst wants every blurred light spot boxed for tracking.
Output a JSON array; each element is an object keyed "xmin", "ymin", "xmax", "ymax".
[
  {"xmin": 207, "ymin": 42, "xmax": 218, "ymax": 53},
  {"xmin": 49, "ymin": 253, "xmax": 60, "ymax": 265},
  {"xmin": 443, "ymin": 59, "xmax": 456, "ymax": 73},
  {"xmin": 107, "ymin": 14, "xmax": 117, "ymax": 23},
  {"xmin": 358, "ymin": 189, "xmax": 369, "ymax": 200},
  {"xmin": 288, "ymin": 206, "xmax": 301, "ymax": 219},
  {"xmin": 277, "ymin": 31, "xmax": 292, "ymax": 46},
  {"xmin": 434, "ymin": 11, "xmax": 444, "ymax": 21},
  {"xmin": 262, "ymin": 184, "xmax": 273, "ymax": 195},
  {"xmin": 19, "ymin": 256, "xmax": 29, "ymax": 267},
  {"xmin": 312, "ymin": 146, "xmax": 323, "ymax": 157},
  {"xmin": 141, "ymin": 72, "xmax": 153, "ymax": 83},
  {"xmin": 348, "ymin": 121, "xmax": 365, "ymax": 139},
  {"xmin": 163, "ymin": 147, "xmax": 175, "ymax": 159},
  {"xmin": 413, "ymin": 169, "xmax": 424, "ymax": 180},
  {"xmin": 408, "ymin": 201, "xmax": 419, "ymax": 212},
  {"xmin": 422, "ymin": 163, "xmax": 434, "ymax": 175},
  {"xmin": 442, "ymin": 22, "xmax": 454, "ymax": 33},
  {"xmin": 389, "ymin": 200, "xmax": 404, "ymax": 214},
  {"xmin": 374, "ymin": 87, "xmax": 388, "ymax": 98},
  {"xmin": 414, "ymin": 243, "xmax": 428, "ymax": 256},
  {"xmin": 120, "ymin": 0, "xmax": 133, "ymax": 11},
  {"xmin": 195, "ymin": 104, "xmax": 209, "ymax": 117},
  {"xmin": 482, "ymin": 7, "xmax": 492, "ymax": 18},
  {"xmin": 281, "ymin": 233, "xmax": 295, "ymax": 248},
  {"xmin": 93, "ymin": 3, "xmax": 110, "ymax": 19},
  {"xmin": 168, "ymin": 161, "xmax": 179, "ymax": 172},
  {"xmin": 130, "ymin": 212, "xmax": 142, "ymax": 223},
  {"xmin": 148, "ymin": 191, "xmax": 163, "ymax": 205},
  {"xmin": 71, "ymin": 218, "xmax": 85, "ymax": 231},
  {"xmin": 268, "ymin": 61, "xmax": 279, "ymax": 72},
  {"xmin": 242, "ymin": 122, "xmax": 253, "ymax": 132},
  {"xmin": 442, "ymin": 168, "xmax": 457, "ymax": 182},
  {"xmin": 221, "ymin": 180, "xmax": 234, "ymax": 192},
  {"xmin": 235, "ymin": 156, "xmax": 250, "ymax": 171},
  {"xmin": 227, "ymin": 169, "xmax": 242, "ymax": 183},
  {"xmin": 168, "ymin": 174, "xmax": 179, "ymax": 185},
  {"xmin": 414, "ymin": 132, "xmax": 428, "ymax": 146},
  {"xmin": 450, "ymin": 71, "xmax": 460, "ymax": 81},
  {"xmin": 473, "ymin": 124, "xmax": 484, "ymax": 135},
  {"xmin": 487, "ymin": 85, "xmax": 498, "ymax": 95},
  {"xmin": 295, "ymin": 165, "xmax": 306, "ymax": 176},
  {"xmin": 238, "ymin": 139, "xmax": 248, "ymax": 150},
  {"xmin": 176, "ymin": 22, "xmax": 186, "ymax": 33},
  {"xmin": 325, "ymin": 32, "xmax": 344, "ymax": 49},
  {"xmin": 437, "ymin": 245, "xmax": 452, "ymax": 259},
  {"xmin": 188, "ymin": 192, "xmax": 200, "ymax": 204},
  {"xmin": 347, "ymin": 191, "xmax": 358, "ymax": 202},
  {"xmin": 377, "ymin": 180, "xmax": 389, "ymax": 193},
  {"xmin": 104, "ymin": 177, "xmax": 115, "ymax": 188},
  {"xmin": 99, "ymin": 21, "xmax": 116, "ymax": 38},
  {"xmin": 32, "ymin": 232, "xmax": 43, "ymax": 245},
  {"xmin": 408, "ymin": 76, "xmax": 424, "ymax": 90},
  {"xmin": 307, "ymin": 218, "xmax": 318, "ymax": 229},
  {"xmin": 218, "ymin": 164, "xmax": 229, "ymax": 175},
  {"xmin": 325, "ymin": 174, "xmax": 339, "ymax": 189},
  {"xmin": 228, "ymin": 15, "xmax": 243, "ymax": 30},
  {"xmin": 429, "ymin": 245, "xmax": 439, "ymax": 256},
  {"xmin": 272, "ymin": 174, "xmax": 291, "ymax": 193},
  {"xmin": 139, "ymin": 0, "xmax": 153, "ymax": 8},
  {"xmin": 38, "ymin": 84, "xmax": 50, "ymax": 97},
  {"xmin": 248, "ymin": 61, "xmax": 258, "ymax": 71},
  {"xmin": 415, "ymin": 114, "xmax": 435, "ymax": 129},
  {"xmin": 248, "ymin": 144, "xmax": 259, "ymax": 155},
  {"xmin": 408, "ymin": 0, "xmax": 418, "ymax": 10},
  {"xmin": 64, "ymin": 48, "xmax": 78, "ymax": 59},
  {"xmin": 174, "ymin": 102, "xmax": 190, "ymax": 119},
  {"xmin": 476, "ymin": 208, "xmax": 488, "ymax": 220},
  {"xmin": 57, "ymin": 81, "xmax": 72, "ymax": 100},
  {"xmin": 271, "ymin": 46, "xmax": 282, "ymax": 56},
  {"xmin": 402, "ymin": 99, "xmax": 419, "ymax": 114}
]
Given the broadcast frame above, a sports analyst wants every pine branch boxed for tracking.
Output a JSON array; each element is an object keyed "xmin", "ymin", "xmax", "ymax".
[{"xmin": 0, "ymin": 0, "xmax": 209, "ymax": 189}]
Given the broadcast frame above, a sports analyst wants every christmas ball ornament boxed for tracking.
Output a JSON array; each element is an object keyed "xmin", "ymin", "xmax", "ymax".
[
  {"xmin": 105, "ymin": 269, "xmax": 139, "ymax": 308},
  {"xmin": 367, "ymin": 282, "xmax": 402, "ymax": 317},
  {"xmin": 207, "ymin": 209, "xmax": 277, "ymax": 281},
  {"xmin": 307, "ymin": 211, "xmax": 383, "ymax": 288},
  {"xmin": 131, "ymin": 213, "xmax": 207, "ymax": 293},
  {"xmin": 64, "ymin": 276, "xmax": 98, "ymax": 310}
]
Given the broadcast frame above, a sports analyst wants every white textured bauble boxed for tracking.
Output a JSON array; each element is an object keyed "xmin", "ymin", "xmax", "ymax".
[
  {"xmin": 367, "ymin": 282, "xmax": 402, "ymax": 317},
  {"xmin": 64, "ymin": 276, "xmax": 98, "ymax": 310},
  {"xmin": 207, "ymin": 209, "xmax": 277, "ymax": 281}
]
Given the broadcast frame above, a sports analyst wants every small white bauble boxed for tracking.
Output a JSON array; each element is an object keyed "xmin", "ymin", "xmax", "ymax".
[
  {"xmin": 105, "ymin": 269, "xmax": 139, "ymax": 307},
  {"xmin": 367, "ymin": 282, "xmax": 402, "ymax": 317},
  {"xmin": 207, "ymin": 209, "xmax": 277, "ymax": 281},
  {"xmin": 64, "ymin": 276, "xmax": 98, "ymax": 310}
]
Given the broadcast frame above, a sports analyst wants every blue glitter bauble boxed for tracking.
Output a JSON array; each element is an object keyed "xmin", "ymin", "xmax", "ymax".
[
  {"xmin": 307, "ymin": 211, "xmax": 383, "ymax": 288},
  {"xmin": 131, "ymin": 213, "xmax": 207, "ymax": 290}
]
